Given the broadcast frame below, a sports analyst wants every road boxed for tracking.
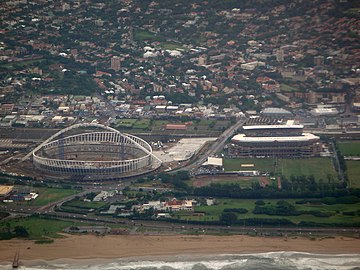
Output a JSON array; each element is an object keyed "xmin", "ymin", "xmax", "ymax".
[{"xmin": 172, "ymin": 117, "xmax": 247, "ymax": 172}]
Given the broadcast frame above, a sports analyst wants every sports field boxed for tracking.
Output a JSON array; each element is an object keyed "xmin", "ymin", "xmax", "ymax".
[
  {"xmin": 224, "ymin": 158, "xmax": 337, "ymax": 181},
  {"xmin": 338, "ymin": 141, "xmax": 360, "ymax": 156},
  {"xmin": 346, "ymin": 160, "xmax": 360, "ymax": 188}
]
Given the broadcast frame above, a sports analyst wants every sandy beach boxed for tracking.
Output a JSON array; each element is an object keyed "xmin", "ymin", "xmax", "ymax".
[{"xmin": 1, "ymin": 234, "xmax": 360, "ymax": 263}]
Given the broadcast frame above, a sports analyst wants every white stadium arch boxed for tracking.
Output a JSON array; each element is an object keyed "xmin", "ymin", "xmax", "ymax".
[{"xmin": 23, "ymin": 123, "xmax": 161, "ymax": 180}]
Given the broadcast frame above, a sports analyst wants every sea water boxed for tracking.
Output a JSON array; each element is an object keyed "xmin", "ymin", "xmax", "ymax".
[{"xmin": 1, "ymin": 252, "xmax": 360, "ymax": 270}]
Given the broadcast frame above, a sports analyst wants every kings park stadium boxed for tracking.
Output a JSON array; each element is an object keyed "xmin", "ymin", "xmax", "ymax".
[
  {"xmin": 21, "ymin": 123, "xmax": 162, "ymax": 181},
  {"xmin": 228, "ymin": 124, "xmax": 321, "ymax": 158}
]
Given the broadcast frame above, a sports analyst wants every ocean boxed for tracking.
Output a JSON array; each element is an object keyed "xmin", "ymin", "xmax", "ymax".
[{"xmin": 1, "ymin": 252, "xmax": 360, "ymax": 270}]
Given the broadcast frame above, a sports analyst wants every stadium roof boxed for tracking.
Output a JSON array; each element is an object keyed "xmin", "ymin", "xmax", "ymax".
[
  {"xmin": 232, "ymin": 133, "xmax": 319, "ymax": 143},
  {"xmin": 242, "ymin": 124, "xmax": 303, "ymax": 130}
]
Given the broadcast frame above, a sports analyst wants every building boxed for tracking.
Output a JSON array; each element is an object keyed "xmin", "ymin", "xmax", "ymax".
[
  {"xmin": 228, "ymin": 124, "xmax": 320, "ymax": 158},
  {"xmin": 314, "ymin": 55, "xmax": 324, "ymax": 66},
  {"xmin": 276, "ymin": 48, "xmax": 284, "ymax": 62},
  {"xmin": 0, "ymin": 185, "xmax": 14, "ymax": 198},
  {"xmin": 110, "ymin": 56, "xmax": 121, "ymax": 71},
  {"xmin": 198, "ymin": 54, "xmax": 207, "ymax": 66},
  {"xmin": 261, "ymin": 107, "xmax": 293, "ymax": 119}
]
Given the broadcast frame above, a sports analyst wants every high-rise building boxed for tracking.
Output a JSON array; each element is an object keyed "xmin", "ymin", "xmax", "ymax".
[{"xmin": 111, "ymin": 56, "xmax": 121, "ymax": 71}]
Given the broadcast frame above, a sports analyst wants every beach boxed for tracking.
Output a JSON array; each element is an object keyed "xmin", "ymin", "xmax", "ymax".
[{"xmin": 1, "ymin": 234, "xmax": 360, "ymax": 263}]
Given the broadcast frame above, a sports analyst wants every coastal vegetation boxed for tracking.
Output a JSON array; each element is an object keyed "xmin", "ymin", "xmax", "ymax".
[
  {"xmin": 171, "ymin": 197, "xmax": 360, "ymax": 227},
  {"xmin": 0, "ymin": 216, "xmax": 73, "ymax": 241}
]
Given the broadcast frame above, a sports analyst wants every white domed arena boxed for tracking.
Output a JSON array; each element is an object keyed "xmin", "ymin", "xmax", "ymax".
[{"xmin": 27, "ymin": 123, "xmax": 161, "ymax": 181}]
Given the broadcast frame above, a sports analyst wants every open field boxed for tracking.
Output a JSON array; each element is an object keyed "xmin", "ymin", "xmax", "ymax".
[
  {"xmin": 338, "ymin": 141, "xmax": 360, "ymax": 156},
  {"xmin": 190, "ymin": 175, "xmax": 260, "ymax": 188},
  {"xmin": 191, "ymin": 175, "xmax": 269, "ymax": 188},
  {"xmin": 177, "ymin": 198, "xmax": 360, "ymax": 225},
  {"xmin": 134, "ymin": 30, "xmax": 157, "ymax": 42},
  {"xmin": 224, "ymin": 158, "xmax": 275, "ymax": 172},
  {"xmin": 346, "ymin": 160, "xmax": 360, "ymax": 189},
  {"xmin": 64, "ymin": 199, "xmax": 107, "ymax": 209},
  {"xmin": 280, "ymin": 158, "xmax": 336, "ymax": 180},
  {"xmin": 0, "ymin": 59, "xmax": 45, "ymax": 71},
  {"xmin": 29, "ymin": 188, "xmax": 79, "ymax": 207},
  {"xmin": 223, "ymin": 158, "xmax": 337, "ymax": 181},
  {"xmin": 113, "ymin": 118, "xmax": 231, "ymax": 136},
  {"xmin": 280, "ymin": 84, "xmax": 299, "ymax": 92},
  {"xmin": 0, "ymin": 216, "xmax": 73, "ymax": 240},
  {"xmin": 160, "ymin": 42, "xmax": 187, "ymax": 51}
]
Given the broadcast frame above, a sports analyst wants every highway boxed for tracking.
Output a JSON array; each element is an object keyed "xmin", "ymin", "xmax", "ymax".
[{"xmin": 172, "ymin": 117, "xmax": 247, "ymax": 172}]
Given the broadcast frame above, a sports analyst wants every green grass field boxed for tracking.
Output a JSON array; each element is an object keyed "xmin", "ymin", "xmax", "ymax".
[
  {"xmin": 134, "ymin": 30, "xmax": 157, "ymax": 42},
  {"xmin": 64, "ymin": 199, "xmax": 108, "ymax": 209},
  {"xmin": 280, "ymin": 84, "xmax": 299, "ymax": 92},
  {"xmin": 224, "ymin": 158, "xmax": 276, "ymax": 172},
  {"xmin": 280, "ymin": 158, "xmax": 336, "ymax": 180},
  {"xmin": 160, "ymin": 42, "xmax": 186, "ymax": 51},
  {"xmin": 224, "ymin": 158, "xmax": 337, "ymax": 181},
  {"xmin": 29, "ymin": 188, "xmax": 79, "ymax": 207},
  {"xmin": 191, "ymin": 176, "xmax": 258, "ymax": 189},
  {"xmin": 133, "ymin": 119, "xmax": 151, "ymax": 129},
  {"xmin": 346, "ymin": 160, "xmax": 360, "ymax": 188},
  {"xmin": 114, "ymin": 118, "xmax": 230, "ymax": 136},
  {"xmin": 338, "ymin": 141, "xmax": 360, "ymax": 156},
  {"xmin": 0, "ymin": 216, "xmax": 73, "ymax": 240}
]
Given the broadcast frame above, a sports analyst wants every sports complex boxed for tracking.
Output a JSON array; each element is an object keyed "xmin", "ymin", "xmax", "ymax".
[{"xmin": 24, "ymin": 123, "xmax": 162, "ymax": 180}]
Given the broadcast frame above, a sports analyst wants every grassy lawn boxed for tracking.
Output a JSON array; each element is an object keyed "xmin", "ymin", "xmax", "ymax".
[
  {"xmin": 64, "ymin": 199, "xmax": 108, "ymax": 209},
  {"xmin": 134, "ymin": 30, "xmax": 157, "ymax": 42},
  {"xmin": 338, "ymin": 141, "xmax": 360, "ymax": 156},
  {"xmin": 0, "ymin": 216, "xmax": 73, "ymax": 240},
  {"xmin": 113, "ymin": 118, "xmax": 227, "ymax": 136},
  {"xmin": 224, "ymin": 158, "xmax": 275, "ymax": 172},
  {"xmin": 29, "ymin": 188, "xmax": 79, "ymax": 207},
  {"xmin": 133, "ymin": 119, "xmax": 151, "ymax": 130},
  {"xmin": 115, "ymin": 119, "xmax": 138, "ymax": 129},
  {"xmin": 280, "ymin": 84, "xmax": 299, "ymax": 92},
  {"xmin": 280, "ymin": 158, "xmax": 336, "ymax": 180},
  {"xmin": 346, "ymin": 160, "xmax": 360, "ymax": 189},
  {"xmin": 0, "ymin": 59, "xmax": 45, "ymax": 71},
  {"xmin": 191, "ymin": 176, "xmax": 257, "ymax": 188},
  {"xmin": 178, "ymin": 198, "xmax": 360, "ymax": 225},
  {"xmin": 224, "ymin": 158, "xmax": 337, "ymax": 181},
  {"xmin": 160, "ymin": 42, "xmax": 186, "ymax": 51}
]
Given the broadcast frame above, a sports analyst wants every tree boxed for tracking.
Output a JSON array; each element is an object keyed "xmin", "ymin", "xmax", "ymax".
[
  {"xmin": 220, "ymin": 211, "xmax": 237, "ymax": 225},
  {"xmin": 14, "ymin": 226, "xmax": 29, "ymax": 238}
]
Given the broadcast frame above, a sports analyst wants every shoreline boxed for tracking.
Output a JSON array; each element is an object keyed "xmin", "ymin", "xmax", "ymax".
[{"xmin": 1, "ymin": 234, "xmax": 360, "ymax": 264}]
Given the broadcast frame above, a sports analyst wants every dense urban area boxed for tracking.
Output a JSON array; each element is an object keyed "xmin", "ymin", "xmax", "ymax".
[{"xmin": 0, "ymin": 0, "xmax": 360, "ymax": 245}]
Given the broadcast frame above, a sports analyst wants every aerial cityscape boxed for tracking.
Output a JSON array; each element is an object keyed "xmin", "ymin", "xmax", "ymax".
[{"xmin": 0, "ymin": 0, "xmax": 360, "ymax": 269}]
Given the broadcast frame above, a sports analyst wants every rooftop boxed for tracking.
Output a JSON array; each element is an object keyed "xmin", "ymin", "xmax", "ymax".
[
  {"xmin": 0, "ymin": 185, "xmax": 14, "ymax": 196},
  {"xmin": 243, "ymin": 124, "xmax": 304, "ymax": 130},
  {"xmin": 232, "ymin": 133, "xmax": 319, "ymax": 143}
]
